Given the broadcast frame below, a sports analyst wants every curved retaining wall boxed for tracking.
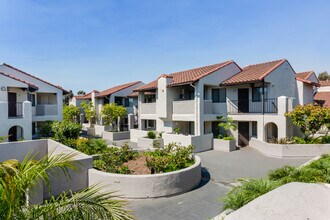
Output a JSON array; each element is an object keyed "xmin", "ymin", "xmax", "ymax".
[
  {"xmin": 250, "ymin": 137, "xmax": 330, "ymax": 158},
  {"xmin": 88, "ymin": 156, "xmax": 201, "ymax": 198}
]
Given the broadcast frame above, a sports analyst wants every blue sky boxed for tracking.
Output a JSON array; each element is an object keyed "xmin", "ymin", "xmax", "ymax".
[{"xmin": 1, "ymin": 0, "xmax": 329, "ymax": 93}]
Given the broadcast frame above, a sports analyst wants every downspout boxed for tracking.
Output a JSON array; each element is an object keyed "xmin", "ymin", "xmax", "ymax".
[{"xmin": 190, "ymin": 83, "xmax": 197, "ymax": 135}]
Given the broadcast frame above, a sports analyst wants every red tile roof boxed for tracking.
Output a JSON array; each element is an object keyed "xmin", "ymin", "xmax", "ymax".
[
  {"xmin": 314, "ymin": 92, "xmax": 330, "ymax": 107},
  {"xmin": 0, "ymin": 72, "xmax": 39, "ymax": 90},
  {"xmin": 74, "ymin": 90, "xmax": 99, "ymax": 100},
  {"xmin": 135, "ymin": 60, "xmax": 237, "ymax": 91},
  {"xmin": 296, "ymin": 71, "xmax": 320, "ymax": 86},
  {"xmin": 320, "ymin": 80, "xmax": 330, "ymax": 87},
  {"xmin": 221, "ymin": 59, "xmax": 287, "ymax": 85},
  {"xmin": 96, "ymin": 81, "xmax": 142, "ymax": 97},
  {"xmin": 128, "ymin": 92, "xmax": 138, "ymax": 97},
  {"xmin": 3, "ymin": 63, "xmax": 69, "ymax": 94}
]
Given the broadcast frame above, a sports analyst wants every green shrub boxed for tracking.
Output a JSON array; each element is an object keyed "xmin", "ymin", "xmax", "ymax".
[
  {"xmin": 223, "ymin": 136, "xmax": 235, "ymax": 141},
  {"xmin": 0, "ymin": 136, "xmax": 7, "ymax": 143},
  {"xmin": 174, "ymin": 128, "xmax": 181, "ymax": 134},
  {"xmin": 222, "ymin": 178, "xmax": 282, "ymax": 211},
  {"xmin": 93, "ymin": 144, "xmax": 137, "ymax": 174},
  {"xmin": 52, "ymin": 121, "xmax": 81, "ymax": 146},
  {"xmin": 321, "ymin": 135, "xmax": 330, "ymax": 144},
  {"xmin": 147, "ymin": 130, "xmax": 156, "ymax": 139},
  {"xmin": 38, "ymin": 121, "xmax": 53, "ymax": 137},
  {"xmin": 63, "ymin": 105, "xmax": 80, "ymax": 123},
  {"xmin": 146, "ymin": 144, "xmax": 195, "ymax": 173},
  {"xmin": 76, "ymin": 138, "xmax": 108, "ymax": 155},
  {"xmin": 222, "ymin": 154, "xmax": 330, "ymax": 211}
]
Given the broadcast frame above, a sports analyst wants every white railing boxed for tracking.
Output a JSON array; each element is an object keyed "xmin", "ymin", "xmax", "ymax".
[
  {"xmin": 36, "ymin": 104, "xmax": 58, "ymax": 116},
  {"xmin": 173, "ymin": 100, "xmax": 195, "ymax": 115},
  {"xmin": 140, "ymin": 103, "xmax": 156, "ymax": 115},
  {"xmin": 204, "ymin": 100, "xmax": 213, "ymax": 114}
]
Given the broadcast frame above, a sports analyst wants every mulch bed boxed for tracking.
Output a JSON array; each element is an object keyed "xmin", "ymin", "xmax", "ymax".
[{"xmin": 123, "ymin": 155, "xmax": 151, "ymax": 175}]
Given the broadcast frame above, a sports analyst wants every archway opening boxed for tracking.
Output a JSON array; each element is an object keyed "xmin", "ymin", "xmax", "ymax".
[
  {"xmin": 8, "ymin": 126, "xmax": 24, "ymax": 142},
  {"xmin": 265, "ymin": 122, "xmax": 278, "ymax": 143}
]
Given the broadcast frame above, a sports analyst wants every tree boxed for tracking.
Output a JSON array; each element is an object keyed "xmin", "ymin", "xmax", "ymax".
[
  {"xmin": 77, "ymin": 90, "xmax": 86, "ymax": 96},
  {"xmin": 101, "ymin": 103, "xmax": 127, "ymax": 131},
  {"xmin": 80, "ymin": 101, "xmax": 96, "ymax": 125},
  {"xmin": 285, "ymin": 104, "xmax": 330, "ymax": 139},
  {"xmin": 318, "ymin": 71, "xmax": 330, "ymax": 81},
  {"xmin": 0, "ymin": 152, "xmax": 133, "ymax": 219},
  {"xmin": 63, "ymin": 90, "xmax": 74, "ymax": 106},
  {"xmin": 63, "ymin": 105, "xmax": 80, "ymax": 123},
  {"xmin": 217, "ymin": 116, "xmax": 237, "ymax": 139}
]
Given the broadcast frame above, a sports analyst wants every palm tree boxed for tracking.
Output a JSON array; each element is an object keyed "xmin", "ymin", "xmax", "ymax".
[{"xmin": 0, "ymin": 152, "xmax": 133, "ymax": 220}]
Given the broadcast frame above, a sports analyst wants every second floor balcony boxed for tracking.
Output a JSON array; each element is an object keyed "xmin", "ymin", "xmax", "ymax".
[
  {"xmin": 140, "ymin": 102, "xmax": 156, "ymax": 115},
  {"xmin": 35, "ymin": 104, "xmax": 58, "ymax": 116},
  {"xmin": 228, "ymin": 98, "xmax": 278, "ymax": 114},
  {"xmin": 173, "ymin": 100, "xmax": 195, "ymax": 115}
]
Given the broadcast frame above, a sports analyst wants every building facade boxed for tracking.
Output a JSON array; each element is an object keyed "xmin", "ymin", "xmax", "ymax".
[{"xmin": 0, "ymin": 63, "xmax": 67, "ymax": 141}]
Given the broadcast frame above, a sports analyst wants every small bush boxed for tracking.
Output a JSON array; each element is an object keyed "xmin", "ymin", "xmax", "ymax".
[
  {"xmin": 223, "ymin": 136, "xmax": 235, "ymax": 141},
  {"xmin": 52, "ymin": 121, "xmax": 81, "ymax": 146},
  {"xmin": 222, "ymin": 178, "xmax": 282, "ymax": 211},
  {"xmin": 93, "ymin": 144, "xmax": 138, "ymax": 174},
  {"xmin": 38, "ymin": 121, "xmax": 53, "ymax": 137},
  {"xmin": 146, "ymin": 144, "xmax": 195, "ymax": 173},
  {"xmin": 147, "ymin": 131, "xmax": 156, "ymax": 139},
  {"xmin": 222, "ymin": 154, "xmax": 330, "ymax": 211},
  {"xmin": 174, "ymin": 128, "xmax": 181, "ymax": 134},
  {"xmin": 321, "ymin": 135, "xmax": 330, "ymax": 144},
  {"xmin": 76, "ymin": 138, "xmax": 107, "ymax": 155},
  {"xmin": 268, "ymin": 137, "xmax": 294, "ymax": 144}
]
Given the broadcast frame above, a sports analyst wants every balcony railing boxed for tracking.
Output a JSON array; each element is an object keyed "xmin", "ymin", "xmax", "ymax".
[
  {"xmin": 228, "ymin": 98, "xmax": 278, "ymax": 114},
  {"xmin": 36, "ymin": 104, "xmax": 58, "ymax": 116},
  {"xmin": 8, "ymin": 102, "xmax": 23, "ymax": 117},
  {"xmin": 173, "ymin": 100, "xmax": 195, "ymax": 115},
  {"xmin": 140, "ymin": 103, "xmax": 156, "ymax": 115}
]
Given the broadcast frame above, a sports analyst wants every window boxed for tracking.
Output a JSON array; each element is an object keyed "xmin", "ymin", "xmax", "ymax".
[
  {"xmin": 28, "ymin": 94, "xmax": 36, "ymax": 106},
  {"xmin": 212, "ymin": 88, "xmax": 226, "ymax": 103},
  {"xmin": 144, "ymin": 120, "xmax": 155, "ymax": 129},
  {"xmin": 252, "ymin": 121, "xmax": 257, "ymax": 137},
  {"xmin": 114, "ymin": 97, "xmax": 123, "ymax": 106},
  {"xmin": 103, "ymin": 97, "xmax": 109, "ymax": 104},
  {"xmin": 252, "ymin": 87, "xmax": 267, "ymax": 102},
  {"xmin": 124, "ymin": 98, "xmax": 129, "ymax": 107}
]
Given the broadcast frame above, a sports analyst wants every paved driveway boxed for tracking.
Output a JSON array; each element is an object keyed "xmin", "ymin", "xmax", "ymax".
[{"xmin": 128, "ymin": 147, "xmax": 310, "ymax": 220}]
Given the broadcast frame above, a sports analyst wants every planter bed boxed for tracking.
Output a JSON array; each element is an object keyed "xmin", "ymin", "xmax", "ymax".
[
  {"xmin": 250, "ymin": 137, "xmax": 330, "ymax": 158},
  {"xmin": 88, "ymin": 156, "xmax": 201, "ymax": 198},
  {"xmin": 213, "ymin": 139, "xmax": 237, "ymax": 152},
  {"xmin": 102, "ymin": 131, "xmax": 130, "ymax": 141}
]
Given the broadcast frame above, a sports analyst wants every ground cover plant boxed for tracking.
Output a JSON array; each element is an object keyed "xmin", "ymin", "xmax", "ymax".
[
  {"xmin": 222, "ymin": 154, "xmax": 330, "ymax": 211},
  {"xmin": 93, "ymin": 143, "xmax": 195, "ymax": 175}
]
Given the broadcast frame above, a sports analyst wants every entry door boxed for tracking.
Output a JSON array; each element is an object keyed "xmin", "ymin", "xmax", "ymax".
[
  {"xmin": 238, "ymin": 122, "xmax": 249, "ymax": 147},
  {"xmin": 8, "ymin": 92, "xmax": 17, "ymax": 117},
  {"xmin": 238, "ymin": 89, "xmax": 249, "ymax": 113},
  {"xmin": 8, "ymin": 126, "xmax": 17, "ymax": 142}
]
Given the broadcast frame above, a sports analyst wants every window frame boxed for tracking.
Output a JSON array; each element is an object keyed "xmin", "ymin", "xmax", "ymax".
[{"xmin": 212, "ymin": 88, "xmax": 226, "ymax": 103}]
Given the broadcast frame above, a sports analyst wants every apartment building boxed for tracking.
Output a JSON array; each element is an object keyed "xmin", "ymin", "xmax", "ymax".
[
  {"xmin": 70, "ymin": 81, "xmax": 144, "ymax": 129},
  {"xmin": 133, "ymin": 59, "xmax": 318, "ymax": 149},
  {"xmin": 314, "ymin": 80, "xmax": 330, "ymax": 107},
  {"xmin": 0, "ymin": 63, "xmax": 68, "ymax": 141}
]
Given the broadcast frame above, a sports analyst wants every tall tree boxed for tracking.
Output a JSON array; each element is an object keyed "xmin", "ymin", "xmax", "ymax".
[
  {"xmin": 318, "ymin": 71, "xmax": 330, "ymax": 81},
  {"xmin": 77, "ymin": 90, "xmax": 86, "ymax": 96}
]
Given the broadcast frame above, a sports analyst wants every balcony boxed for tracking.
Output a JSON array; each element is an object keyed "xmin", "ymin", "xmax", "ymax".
[
  {"xmin": 228, "ymin": 98, "xmax": 278, "ymax": 114},
  {"xmin": 173, "ymin": 100, "xmax": 195, "ymax": 115},
  {"xmin": 36, "ymin": 104, "xmax": 58, "ymax": 116},
  {"xmin": 204, "ymin": 100, "xmax": 213, "ymax": 114},
  {"xmin": 140, "ymin": 103, "xmax": 156, "ymax": 115},
  {"xmin": 8, "ymin": 102, "xmax": 23, "ymax": 118}
]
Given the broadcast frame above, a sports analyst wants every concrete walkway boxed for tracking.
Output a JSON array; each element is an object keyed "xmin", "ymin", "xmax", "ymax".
[{"xmin": 128, "ymin": 147, "xmax": 310, "ymax": 220}]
